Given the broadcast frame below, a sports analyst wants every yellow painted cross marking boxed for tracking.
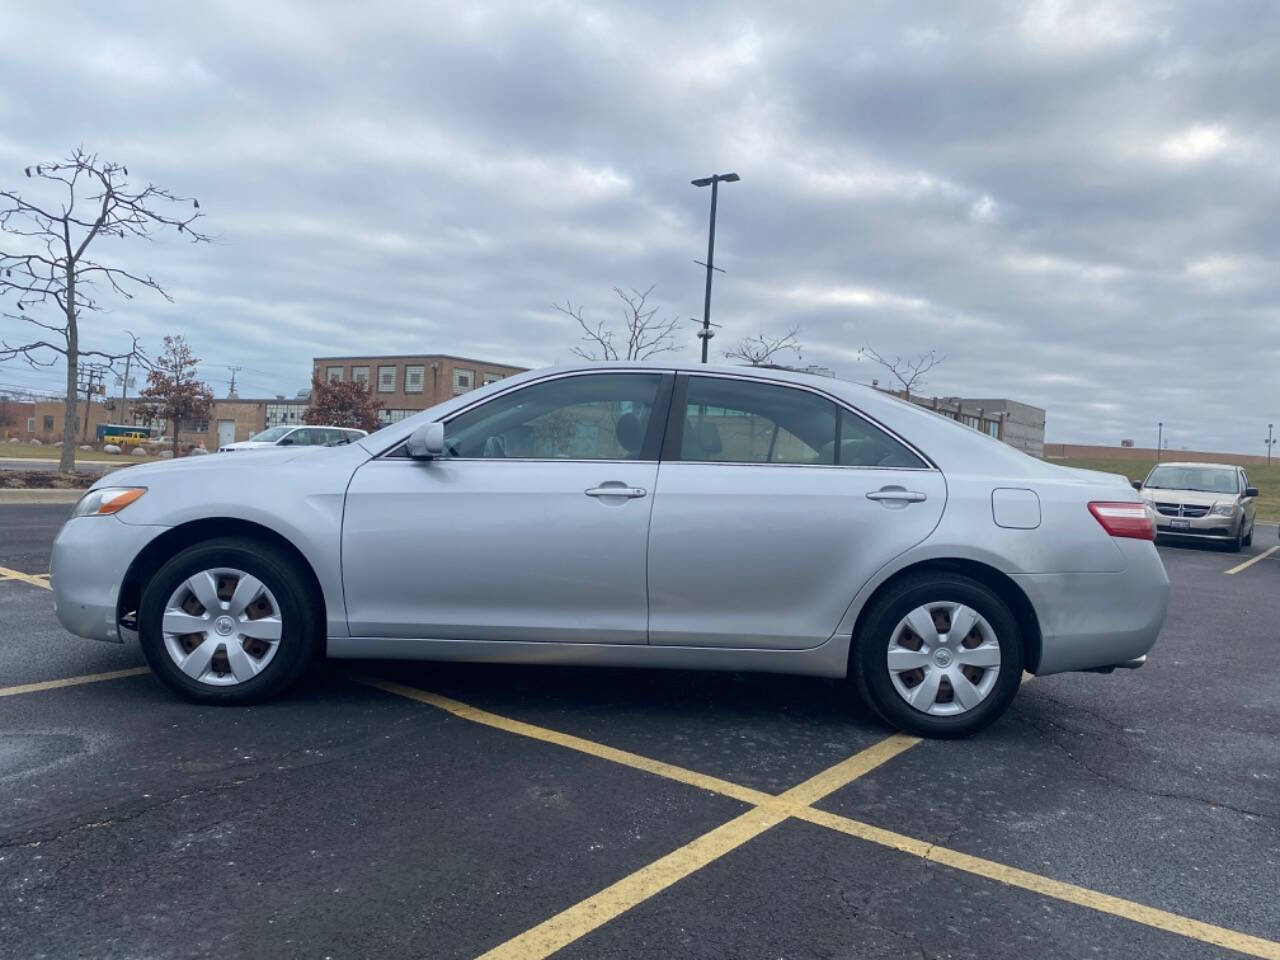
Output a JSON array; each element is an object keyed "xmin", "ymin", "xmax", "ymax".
[
  {"xmin": 0, "ymin": 667, "xmax": 149, "ymax": 699},
  {"xmin": 356, "ymin": 674, "xmax": 1280, "ymax": 960},
  {"xmin": 1225, "ymin": 545, "xmax": 1279, "ymax": 575},
  {"xmin": 0, "ymin": 566, "xmax": 52, "ymax": 590}
]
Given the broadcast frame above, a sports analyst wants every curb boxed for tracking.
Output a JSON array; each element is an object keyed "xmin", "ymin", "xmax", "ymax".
[{"xmin": 0, "ymin": 489, "xmax": 86, "ymax": 504}]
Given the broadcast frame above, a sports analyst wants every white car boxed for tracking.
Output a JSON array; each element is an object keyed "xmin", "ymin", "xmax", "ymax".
[{"xmin": 220, "ymin": 425, "xmax": 366, "ymax": 452}]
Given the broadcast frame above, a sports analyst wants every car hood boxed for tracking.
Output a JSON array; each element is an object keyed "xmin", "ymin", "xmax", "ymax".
[
  {"xmin": 1142, "ymin": 488, "xmax": 1236, "ymax": 506},
  {"xmin": 220, "ymin": 441, "xmax": 277, "ymax": 450},
  {"xmin": 89, "ymin": 445, "xmax": 353, "ymax": 489}
]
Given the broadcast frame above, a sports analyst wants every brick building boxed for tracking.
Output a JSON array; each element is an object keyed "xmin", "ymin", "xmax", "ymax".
[{"xmin": 312, "ymin": 353, "xmax": 526, "ymax": 424}]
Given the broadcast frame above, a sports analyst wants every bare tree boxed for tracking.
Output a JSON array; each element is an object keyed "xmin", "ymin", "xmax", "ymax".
[
  {"xmin": 725, "ymin": 326, "xmax": 802, "ymax": 366},
  {"xmin": 554, "ymin": 285, "xmax": 680, "ymax": 361},
  {"xmin": 0, "ymin": 148, "xmax": 209, "ymax": 472},
  {"xmin": 859, "ymin": 346, "xmax": 945, "ymax": 400}
]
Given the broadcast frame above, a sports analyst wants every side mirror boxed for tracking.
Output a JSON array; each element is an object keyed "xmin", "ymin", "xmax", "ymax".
[
  {"xmin": 278, "ymin": 437, "xmax": 295, "ymax": 446},
  {"xmin": 406, "ymin": 422, "xmax": 445, "ymax": 460},
  {"xmin": 1245, "ymin": 487, "xmax": 1259, "ymax": 498},
  {"xmin": 1131, "ymin": 480, "xmax": 1142, "ymax": 490}
]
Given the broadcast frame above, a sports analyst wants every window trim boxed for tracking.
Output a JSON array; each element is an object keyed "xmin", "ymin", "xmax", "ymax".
[
  {"xmin": 661, "ymin": 372, "xmax": 935, "ymax": 470},
  {"xmin": 378, "ymin": 370, "xmax": 674, "ymax": 462},
  {"xmin": 377, "ymin": 365, "xmax": 396, "ymax": 393},
  {"xmin": 404, "ymin": 364, "xmax": 425, "ymax": 393}
]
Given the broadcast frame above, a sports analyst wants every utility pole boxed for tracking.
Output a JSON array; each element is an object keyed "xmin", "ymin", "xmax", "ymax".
[
  {"xmin": 1266, "ymin": 423, "xmax": 1275, "ymax": 465},
  {"xmin": 226, "ymin": 365, "xmax": 242, "ymax": 399},
  {"xmin": 118, "ymin": 354, "xmax": 133, "ymax": 425},
  {"xmin": 1156, "ymin": 422, "xmax": 1163, "ymax": 463},
  {"xmin": 78, "ymin": 365, "xmax": 104, "ymax": 443},
  {"xmin": 691, "ymin": 172, "xmax": 739, "ymax": 362}
]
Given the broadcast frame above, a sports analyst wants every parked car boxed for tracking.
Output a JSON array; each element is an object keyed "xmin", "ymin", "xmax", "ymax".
[
  {"xmin": 219, "ymin": 425, "xmax": 366, "ymax": 452},
  {"xmin": 51, "ymin": 363, "xmax": 1169, "ymax": 738},
  {"xmin": 1133, "ymin": 461, "xmax": 1257, "ymax": 551}
]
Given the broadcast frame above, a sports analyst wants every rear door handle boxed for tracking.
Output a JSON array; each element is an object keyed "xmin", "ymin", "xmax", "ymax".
[
  {"xmin": 866, "ymin": 488, "xmax": 927, "ymax": 503},
  {"xmin": 585, "ymin": 484, "xmax": 647, "ymax": 499}
]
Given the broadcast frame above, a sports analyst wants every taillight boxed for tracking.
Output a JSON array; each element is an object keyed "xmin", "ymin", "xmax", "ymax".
[{"xmin": 1088, "ymin": 501, "xmax": 1155, "ymax": 540}]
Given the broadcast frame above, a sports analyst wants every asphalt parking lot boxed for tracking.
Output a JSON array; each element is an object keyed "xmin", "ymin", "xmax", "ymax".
[{"xmin": 1, "ymin": 503, "xmax": 1277, "ymax": 959}]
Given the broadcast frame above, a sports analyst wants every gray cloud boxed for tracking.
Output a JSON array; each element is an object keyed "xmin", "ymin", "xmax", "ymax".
[{"xmin": 1, "ymin": 0, "xmax": 1277, "ymax": 452}]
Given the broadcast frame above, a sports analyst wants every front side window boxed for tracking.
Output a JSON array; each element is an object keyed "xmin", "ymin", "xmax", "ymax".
[
  {"xmin": 444, "ymin": 373, "xmax": 663, "ymax": 460},
  {"xmin": 377, "ymin": 366, "xmax": 396, "ymax": 393}
]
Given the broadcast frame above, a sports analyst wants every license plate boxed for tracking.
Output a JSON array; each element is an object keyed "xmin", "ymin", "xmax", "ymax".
[{"xmin": 1171, "ymin": 519, "xmax": 1191, "ymax": 530}]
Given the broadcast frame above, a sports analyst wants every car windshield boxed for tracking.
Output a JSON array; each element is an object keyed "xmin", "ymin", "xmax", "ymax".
[
  {"xmin": 1144, "ymin": 465, "xmax": 1238, "ymax": 494},
  {"xmin": 248, "ymin": 426, "xmax": 294, "ymax": 443}
]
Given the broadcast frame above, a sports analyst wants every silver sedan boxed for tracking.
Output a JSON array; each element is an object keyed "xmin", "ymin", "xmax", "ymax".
[{"xmin": 50, "ymin": 363, "xmax": 1169, "ymax": 738}]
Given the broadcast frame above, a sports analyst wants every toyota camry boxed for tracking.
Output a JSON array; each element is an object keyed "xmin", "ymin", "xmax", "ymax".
[{"xmin": 51, "ymin": 363, "xmax": 1169, "ymax": 738}]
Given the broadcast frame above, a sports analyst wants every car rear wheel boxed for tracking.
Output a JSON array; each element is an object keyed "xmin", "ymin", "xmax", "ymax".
[
  {"xmin": 138, "ymin": 538, "xmax": 319, "ymax": 704},
  {"xmin": 853, "ymin": 573, "xmax": 1024, "ymax": 739}
]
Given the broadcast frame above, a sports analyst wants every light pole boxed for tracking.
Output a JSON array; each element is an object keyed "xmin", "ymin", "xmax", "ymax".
[
  {"xmin": 1157, "ymin": 422, "xmax": 1163, "ymax": 462},
  {"xmin": 691, "ymin": 172, "xmax": 739, "ymax": 362},
  {"xmin": 1267, "ymin": 423, "xmax": 1275, "ymax": 465}
]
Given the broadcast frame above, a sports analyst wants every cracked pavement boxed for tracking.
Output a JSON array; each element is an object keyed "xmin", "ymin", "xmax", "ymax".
[{"xmin": 1, "ymin": 503, "xmax": 1277, "ymax": 958}]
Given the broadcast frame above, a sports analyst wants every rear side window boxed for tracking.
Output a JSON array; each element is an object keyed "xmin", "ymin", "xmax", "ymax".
[{"xmin": 676, "ymin": 376, "xmax": 925, "ymax": 468}]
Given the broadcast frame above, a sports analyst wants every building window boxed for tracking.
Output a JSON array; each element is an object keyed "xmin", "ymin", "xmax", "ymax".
[
  {"xmin": 180, "ymin": 418, "xmax": 209, "ymax": 433},
  {"xmin": 43, "ymin": 415, "xmax": 54, "ymax": 431},
  {"xmin": 378, "ymin": 365, "xmax": 397, "ymax": 393},
  {"xmin": 266, "ymin": 402, "xmax": 303, "ymax": 425},
  {"xmin": 352, "ymin": 366, "xmax": 370, "ymax": 386},
  {"xmin": 482, "ymin": 372, "xmax": 503, "ymax": 385},
  {"xmin": 405, "ymin": 365, "xmax": 425, "ymax": 393},
  {"xmin": 376, "ymin": 409, "xmax": 413, "ymax": 424},
  {"xmin": 27, "ymin": 417, "xmax": 35, "ymax": 432},
  {"xmin": 453, "ymin": 368, "xmax": 475, "ymax": 394},
  {"xmin": 326, "ymin": 366, "xmax": 344, "ymax": 383}
]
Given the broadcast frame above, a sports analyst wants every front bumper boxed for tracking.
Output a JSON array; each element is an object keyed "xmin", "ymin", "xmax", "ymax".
[
  {"xmin": 50, "ymin": 515, "xmax": 168, "ymax": 643},
  {"xmin": 1152, "ymin": 508, "xmax": 1242, "ymax": 539},
  {"xmin": 1012, "ymin": 538, "xmax": 1170, "ymax": 675}
]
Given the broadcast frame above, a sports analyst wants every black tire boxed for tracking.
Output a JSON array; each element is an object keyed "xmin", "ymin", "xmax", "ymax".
[
  {"xmin": 1228, "ymin": 529, "xmax": 1244, "ymax": 552},
  {"xmin": 1242, "ymin": 523, "xmax": 1253, "ymax": 548},
  {"xmin": 138, "ymin": 537, "xmax": 320, "ymax": 704},
  {"xmin": 852, "ymin": 573, "xmax": 1024, "ymax": 739}
]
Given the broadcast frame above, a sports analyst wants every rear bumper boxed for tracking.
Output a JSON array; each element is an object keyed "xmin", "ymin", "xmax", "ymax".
[
  {"xmin": 1012, "ymin": 539, "xmax": 1170, "ymax": 675},
  {"xmin": 50, "ymin": 516, "xmax": 168, "ymax": 643}
]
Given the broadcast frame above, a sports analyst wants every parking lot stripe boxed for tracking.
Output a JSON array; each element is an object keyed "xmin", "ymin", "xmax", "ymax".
[
  {"xmin": 0, "ymin": 666, "xmax": 149, "ymax": 699},
  {"xmin": 477, "ymin": 805, "xmax": 791, "ymax": 960},
  {"xmin": 798, "ymin": 807, "xmax": 1280, "ymax": 960},
  {"xmin": 1225, "ymin": 545, "xmax": 1279, "ymax": 575},
  {"xmin": 0, "ymin": 565, "xmax": 52, "ymax": 590},
  {"xmin": 475, "ymin": 735, "xmax": 923, "ymax": 960},
  {"xmin": 353, "ymin": 675, "xmax": 772, "ymax": 806},
  {"xmin": 361, "ymin": 676, "xmax": 1280, "ymax": 960}
]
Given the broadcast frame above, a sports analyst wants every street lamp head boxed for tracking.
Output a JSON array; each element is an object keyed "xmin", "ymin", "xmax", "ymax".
[{"xmin": 691, "ymin": 173, "xmax": 741, "ymax": 187}]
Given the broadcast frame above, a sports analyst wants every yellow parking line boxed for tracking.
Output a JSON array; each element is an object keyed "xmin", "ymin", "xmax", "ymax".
[
  {"xmin": 358, "ymin": 676, "xmax": 1280, "ymax": 960},
  {"xmin": 0, "ymin": 566, "xmax": 52, "ymax": 590},
  {"xmin": 1225, "ymin": 545, "xmax": 1279, "ymax": 575},
  {"xmin": 476, "ymin": 735, "xmax": 920, "ymax": 960},
  {"xmin": 799, "ymin": 808, "xmax": 1280, "ymax": 960},
  {"xmin": 353, "ymin": 675, "xmax": 772, "ymax": 806},
  {"xmin": 0, "ymin": 666, "xmax": 149, "ymax": 699}
]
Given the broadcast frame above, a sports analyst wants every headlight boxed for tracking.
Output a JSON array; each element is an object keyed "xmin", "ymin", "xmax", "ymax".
[
  {"xmin": 73, "ymin": 487, "xmax": 146, "ymax": 517},
  {"xmin": 1210, "ymin": 502, "xmax": 1237, "ymax": 517}
]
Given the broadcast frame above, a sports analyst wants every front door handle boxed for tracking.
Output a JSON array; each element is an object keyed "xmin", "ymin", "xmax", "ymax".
[
  {"xmin": 585, "ymin": 483, "xmax": 647, "ymax": 499},
  {"xmin": 866, "ymin": 487, "xmax": 927, "ymax": 503}
]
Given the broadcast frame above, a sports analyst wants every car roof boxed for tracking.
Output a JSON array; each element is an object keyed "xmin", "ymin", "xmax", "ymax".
[{"xmin": 1152, "ymin": 461, "xmax": 1242, "ymax": 469}]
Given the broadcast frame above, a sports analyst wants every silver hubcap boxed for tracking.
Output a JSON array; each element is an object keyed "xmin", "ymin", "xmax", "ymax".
[
  {"xmin": 161, "ymin": 568, "xmax": 283, "ymax": 686},
  {"xmin": 887, "ymin": 602, "xmax": 1001, "ymax": 716}
]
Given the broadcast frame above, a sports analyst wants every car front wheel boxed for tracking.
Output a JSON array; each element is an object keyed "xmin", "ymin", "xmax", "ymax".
[
  {"xmin": 854, "ymin": 573, "xmax": 1024, "ymax": 739},
  {"xmin": 138, "ymin": 538, "xmax": 319, "ymax": 704}
]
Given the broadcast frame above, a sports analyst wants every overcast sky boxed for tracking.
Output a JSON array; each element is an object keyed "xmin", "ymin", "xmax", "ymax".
[{"xmin": 1, "ymin": 0, "xmax": 1277, "ymax": 451}]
